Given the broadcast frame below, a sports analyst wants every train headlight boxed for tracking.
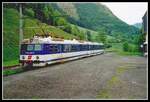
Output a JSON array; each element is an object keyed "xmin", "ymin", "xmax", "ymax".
[
  {"xmin": 36, "ymin": 56, "xmax": 39, "ymax": 59},
  {"xmin": 22, "ymin": 56, "xmax": 25, "ymax": 59}
]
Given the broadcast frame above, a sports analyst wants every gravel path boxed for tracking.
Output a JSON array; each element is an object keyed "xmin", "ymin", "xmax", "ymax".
[{"xmin": 3, "ymin": 53, "xmax": 147, "ymax": 99}]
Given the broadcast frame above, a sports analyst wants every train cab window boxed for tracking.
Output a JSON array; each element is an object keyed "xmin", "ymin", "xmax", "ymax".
[
  {"xmin": 27, "ymin": 44, "xmax": 34, "ymax": 51},
  {"xmin": 34, "ymin": 44, "xmax": 42, "ymax": 51},
  {"xmin": 21, "ymin": 44, "xmax": 27, "ymax": 50},
  {"xmin": 20, "ymin": 44, "xmax": 27, "ymax": 54}
]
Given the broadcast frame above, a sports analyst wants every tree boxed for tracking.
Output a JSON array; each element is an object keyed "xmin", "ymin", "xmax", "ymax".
[
  {"xmin": 96, "ymin": 30, "xmax": 107, "ymax": 43},
  {"xmin": 79, "ymin": 30, "xmax": 86, "ymax": 40},
  {"xmin": 123, "ymin": 42, "xmax": 129, "ymax": 52},
  {"xmin": 111, "ymin": 32, "xmax": 124, "ymax": 43},
  {"xmin": 42, "ymin": 5, "xmax": 50, "ymax": 20},
  {"xmin": 71, "ymin": 25, "xmax": 80, "ymax": 36},
  {"xmin": 86, "ymin": 30, "xmax": 92, "ymax": 41},
  {"xmin": 55, "ymin": 17, "xmax": 67, "ymax": 26},
  {"xmin": 24, "ymin": 8, "xmax": 35, "ymax": 18},
  {"xmin": 61, "ymin": 23, "xmax": 72, "ymax": 34}
]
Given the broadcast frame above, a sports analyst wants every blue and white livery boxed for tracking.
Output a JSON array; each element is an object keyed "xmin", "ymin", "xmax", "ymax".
[{"xmin": 19, "ymin": 35, "xmax": 104, "ymax": 67}]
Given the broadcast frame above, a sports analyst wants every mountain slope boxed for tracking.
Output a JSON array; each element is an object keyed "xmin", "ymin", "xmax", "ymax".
[
  {"xmin": 3, "ymin": 8, "xmax": 77, "ymax": 65},
  {"xmin": 133, "ymin": 23, "xmax": 142, "ymax": 29},
  {"xmin": 55, "ymin": 3, "xmax": 139, "ymax": 35}
]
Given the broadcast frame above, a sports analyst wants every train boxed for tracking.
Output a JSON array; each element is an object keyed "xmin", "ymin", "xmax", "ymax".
[{"xmin": 19, "ymin": 35, "xmax": 104, "ymax": 67}]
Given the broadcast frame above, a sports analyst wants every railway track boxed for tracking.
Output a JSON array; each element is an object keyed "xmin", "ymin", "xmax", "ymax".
[{"xmin": 3, "ymin": 65, "xmax": 20, "ymax": 70}]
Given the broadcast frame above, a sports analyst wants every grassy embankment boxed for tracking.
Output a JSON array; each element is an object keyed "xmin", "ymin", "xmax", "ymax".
[
  {"xmin": 105, "ymin": 43, "xmax": 142, "ymax": 56},
  {"xmin": 3, "ymin": 8, "xmax": 77, "ymax": 67}
]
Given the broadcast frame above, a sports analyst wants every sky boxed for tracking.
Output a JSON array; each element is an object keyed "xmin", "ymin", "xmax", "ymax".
[{"xmin": 100, "ymin": 2, "xmax": 148, "ymax": 25}]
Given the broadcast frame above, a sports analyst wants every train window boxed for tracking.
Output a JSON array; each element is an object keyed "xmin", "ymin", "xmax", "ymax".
[
  {"xmin": 63, "ymin": 44, "xmax": 71, "ymax": 52},
  {"xmin": 50, "ymin": 44, "xmax": 59, "ymax": 53},
  {"xmin": 80, "ymin": 45, "xmax": 83, "ymax": 51},
  {"xmin": 20, "ymin": 44, "xmax": 27, "ymax": 54},
  {"xmin": 34, "ymin": 44, "xmax": 42, "ymax": 51},
  {"xmin": 27, "ymin": 44, "xmax": 34, "ymax": 51},
  {"xmin": 77, "ymin": 44, "xmax": 80, "ymax": 51},
  {"xmin": 83, "ymin": 45, "xmax": 85, "ymax": 50},
  {"xmin": 71, "ymin": 45, "xmax": 76, "ymax": 52},
  {"xmin": 101, "ymin": 45, "xmax": 103, "ymax": 49},
  {"xmin": 63, "ymin": 45, "xmax": 67, "ymax": 52},
  {"xmin": 21, "ymin": 44, "xmax": 27, "ymax": 50}
]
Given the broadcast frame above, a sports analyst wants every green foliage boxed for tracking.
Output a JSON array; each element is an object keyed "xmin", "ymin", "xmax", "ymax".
[
  {"xmin": 3, "ymin": 8, "xmax": 19, "ymax": 62},
  {"xmin": 106, "ymin": 43, "xmax": 142, "ymax": 56},
  {"xmin": 3, "ymin": 60, "xmax": 19, "ymax": 67},
  {"xmin": 111, "ymin": 32, "xmax": 125, "ymax": 43},
  {"xmin": 42, "ymin": 5, "xmax": 50, "ymax": 20},
  {"xmin": 123, "ymin": 42, "xmax": 139, "ymax": 52},
  {"xmin": 55, "ymin": 17, "xmax": 67, "ymax": 26},
  {"xmin": 24, "ymin": 8, "xmax": 35, "ymax": 18},
  {"xmin": 23, "ymin": 18, "xmax": 76, "ymax": 39},
  {"xmin": 71, "ymin": 25, "xmax": 80, "ymax": 36},
  {"xmin": 78, "ymin": 30, "xmax": 86, "ymax": 40},
  {"xmin": 86, "ymin": 30, "xmax": 92, "ymax": 41},
  {"xmin": 96, "ymin": 30, "xmax": 107, "ymax": 43},
  {"xmin": 63, "ymin": 23, "xmax": 72, "ymax": 34},
  {"xmin": 123, "ymin": 42, "xmax": 129, "ymax": 52},
  {"xmin": 3, "ymin": 68, "xmax": 23, "ymax": 76}
]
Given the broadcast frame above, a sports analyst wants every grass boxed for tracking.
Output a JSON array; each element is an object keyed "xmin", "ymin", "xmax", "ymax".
[
  {"xmin": 117, "ymin": 51, "xmax": 143, "ymax": 56},
  {"xmin": 96, "ymin": 64, "xmax": 132, "ymax": 99},
  {"xmin": 3, "ymin": 60, "xmax": 19, "ymax": 67},
  {"xmin": 3, "ymin": 68, "xmax": 23, "ymax": 76},
  {"xmin": 23, "ymin": 17, "xmax": 77, "ymax": 40},
  {"xmin": 116, "ymin": 66, "xmax": 128, "ymax": 74},
  {"xmin": 108, "ymin": 75, "xmax": 121, "ymax": 87},
  {"xmin": 96, "ymin": 89, "xmax": 111, "ymax": 98},
  {"xmin": 105, "ymin": 43, "xmax": 143, "ymax": 56},
  {"xmin": 70, "ymin": 23, "xmax": 114, "ymax": 41},
  {"xmin": 3, "ymin": 8, "xmax": 19, "ymax": 63}
]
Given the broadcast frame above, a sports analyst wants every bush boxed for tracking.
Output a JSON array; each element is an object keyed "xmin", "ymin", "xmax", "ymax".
[
  {"xmin": 123, "ymin": 42, "xmax": 139, "ymax": 52},
  {"xmin": 24, "ymin": 8, "xmax": 35, "ymax": 17},
  {"xmin": 104, "ymin": 43, "xmax": 112, "ymax": 48},
  {"xmin": 123, "ymin": 42, "xmax": 129, "ymax": 51}
]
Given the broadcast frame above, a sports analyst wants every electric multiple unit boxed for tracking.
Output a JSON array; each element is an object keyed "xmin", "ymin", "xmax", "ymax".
[{"xmin": 19, "ymin": 36, "xmax": 104, "ymax": 67}]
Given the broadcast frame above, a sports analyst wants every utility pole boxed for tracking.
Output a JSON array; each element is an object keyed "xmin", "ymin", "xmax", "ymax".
[{"xmin": 19, "ymin": 3, "xmax": 23, "ymax": 51}]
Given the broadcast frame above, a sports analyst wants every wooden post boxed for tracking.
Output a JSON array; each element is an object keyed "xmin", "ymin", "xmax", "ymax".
[{"xmin": 19, "ymin": 3, "xmax": 23, "ymax": 49}]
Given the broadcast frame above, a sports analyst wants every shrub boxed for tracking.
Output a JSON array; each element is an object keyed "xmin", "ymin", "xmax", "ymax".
[
  {"xmin": 123, "ymin": 42, "xmax": 129, "ymax": 51},
  {"xmin": 24, "ymin": 8, "xmax": 35, "ymax": 18},
  {"xmin": 123, "ymin": 42, "xmax": 139, "ymax": 52}
]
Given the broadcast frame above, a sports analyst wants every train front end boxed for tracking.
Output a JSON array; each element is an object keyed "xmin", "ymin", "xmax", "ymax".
[{"xmin": 19, "ymin": 44, "xmax": 46, "ymax": 67}]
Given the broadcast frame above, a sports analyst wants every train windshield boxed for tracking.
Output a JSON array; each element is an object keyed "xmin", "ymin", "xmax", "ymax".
[
  {"xmin": 34, "ymin": 44, "xmax": 42, "ymax": 51},
  {"xmin": 27, "ymin": 44, "xmax": 42, "ymax": 51},
  {"xmin": 27, "ymin": 45, "xmax": 34, "ymax": 51}
]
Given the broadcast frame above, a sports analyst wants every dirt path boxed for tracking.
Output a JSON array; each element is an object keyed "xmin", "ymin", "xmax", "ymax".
[{"xmin": 3, "ymin": 53, "xmax": 147, "ymax": 99}]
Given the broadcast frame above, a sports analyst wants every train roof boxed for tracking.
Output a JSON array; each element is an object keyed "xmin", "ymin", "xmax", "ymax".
[{"xmin": 22, "ymin": 36, "xmax": 103, "ymax": 45}]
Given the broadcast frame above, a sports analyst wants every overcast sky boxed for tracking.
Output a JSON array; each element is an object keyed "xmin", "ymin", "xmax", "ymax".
[{"xmin": 100, "ymin": 2, "xmax": 148, "ymax": 25}]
